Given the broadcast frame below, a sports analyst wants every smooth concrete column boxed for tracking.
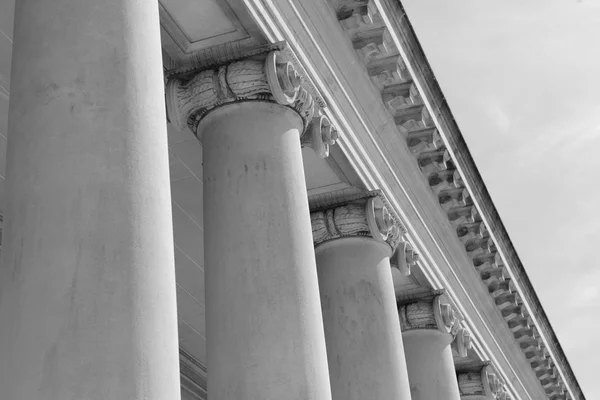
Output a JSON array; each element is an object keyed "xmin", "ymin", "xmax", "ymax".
[
  {"xmin": 311, "ymin": 193, "xmax": 412, "ymax": 400},
  {"xmin": 0, "ymin": 0, "xmax": 180, "ymax": 399},
  {"xmin": 403, "ymin": 330, "xmax": 460, "ymax": 399},
  {"xmin": 201, "ymin": 102, "xmax": 331, "ymax": 400},
  {"xmin": 399, "ymin": 294, "xmax": 462, "ymax": 400},
  {"xmin": 165, "ymin": 50, "xmax": 337, "ymax": 400}
]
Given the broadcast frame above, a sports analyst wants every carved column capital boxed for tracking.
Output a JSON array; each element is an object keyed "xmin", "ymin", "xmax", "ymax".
[
  {"xmin": 457, "ymin": 364, "xmax": 509, "ymax": 399},
  {"xmin": 310, "ymin": 190, "xmax": 404, "ymax": 251},
  {"xmin": 398, "ymin": 291, "xmax": 461, "ymax": 335},
  {"xmin": 165, "ymin": 43, "xmax": 338, "ymax": 157}
]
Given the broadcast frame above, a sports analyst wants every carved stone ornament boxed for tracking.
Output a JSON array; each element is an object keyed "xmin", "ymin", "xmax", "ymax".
[
  {"xmin": 451, "ymin": 327, "xmax": 473, "ymax": 358},
  {"xmin": 398, "ymin": 292, "xmax": 460, "ymax": 335},
  {"xmin": 164, "ymin": 43, "xmax": 338, "ymax": 157},
  {"xmin": 310, "ymin": 191, "xmax": 403, "ymax": 251},
  {"xmin": 457, "ymin": 365, "xmax": 508, "ymax": 399},
  {"xmin": 302, "ymin": 114, "xmax": 339, "ymax": 158},
  {"xmin": 390, "ymin": 241, "xmax": 419, "ymax": 276}
]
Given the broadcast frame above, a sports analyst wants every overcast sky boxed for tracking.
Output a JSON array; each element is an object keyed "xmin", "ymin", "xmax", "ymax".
[{"xmin": 401, "ymin": 0, "xmax": 600, "ymax": 397}]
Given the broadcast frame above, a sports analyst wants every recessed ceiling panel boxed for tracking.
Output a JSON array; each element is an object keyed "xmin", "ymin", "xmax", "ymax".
[
  {"xmin": 159, "ymin": 0, "xmax": 250, "ymax": 58},
  {"xmin": 302, "ymin": 148, "xmax": 350, "ymax": 195},
  {"xmin": 161, "ymin": 0, "xmax": 237, "ymax": 42}
]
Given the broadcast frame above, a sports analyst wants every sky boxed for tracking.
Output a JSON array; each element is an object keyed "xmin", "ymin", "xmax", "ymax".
[{"xmin": 401, "ymin": 0, "xmax": 600, "ymax": 397}]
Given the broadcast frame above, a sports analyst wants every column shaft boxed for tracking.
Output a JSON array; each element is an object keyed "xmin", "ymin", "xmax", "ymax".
[
  {"xmin": 403, "ymin": 330, "xmax": 461, "ymax": 400},
  {"xmin": 0, "ymin": 0, "xmax": 180, "ymax": 399},
  {"xmin": 202, "ymin": 102, "xmax": 332, "ymax": 400},
  {"xmin": 316, "ymin": 236, "xmax": 412, "ymax": 400}
]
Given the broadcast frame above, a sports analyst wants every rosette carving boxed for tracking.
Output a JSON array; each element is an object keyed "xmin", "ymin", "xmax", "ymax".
[
  {"xmin": 165, "ymin": 47, "xmax": 337, "ymax": 156},
  {"xmin": 398, "ymin": 292, "xmax": 460, "ymax": 334},
  {"xmin": 457, "ymin": 365, "xmax": 508, "ymax": 399},
  {"xmin": 310, "ymin": 191, "xmax": 402, "ymax": 251}
]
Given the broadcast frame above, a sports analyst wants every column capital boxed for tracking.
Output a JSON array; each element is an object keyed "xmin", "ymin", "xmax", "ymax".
[
  {"xmin": 310, "ymin": 190, "xmax": 405, "ymax": 251},
  {"xmin": 399, "ymin": 290, "xmax": 473, "ymax": 355},
  {"xmin": 398, "ymin": 291, "xmax": 461, "ymax": 335},
  {"xmin": 457, "ymin": 364, "xmax": 509, "ymax": 399},
  {"xmin": 165, "ymin": 42, "xmax": 338, "ymax": 157}
]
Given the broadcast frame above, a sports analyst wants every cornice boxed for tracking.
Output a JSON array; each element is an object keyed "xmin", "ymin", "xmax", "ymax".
[{"xmin": 243, "ymin": 0, "xmax": 583, "ymax": 399}]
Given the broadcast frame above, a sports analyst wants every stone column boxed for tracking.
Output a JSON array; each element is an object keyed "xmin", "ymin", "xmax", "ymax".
[
  {"xmin": 165, "ymin": 47, "xmax": 337, "ymax": 400},
  {"xmin": 399, "ymin": 292, "xmax": 465, "ymax": 400},
  {"xmin": 310, "ymin": 191, "xmax": 412, "ymax": 400},
  {"xmin": 457, "ymin": 364, "xmax": 509, "ymax": 400},
  {"xmin": 0, "ymin": 0, "xmax": 180, "ymax": 399}
]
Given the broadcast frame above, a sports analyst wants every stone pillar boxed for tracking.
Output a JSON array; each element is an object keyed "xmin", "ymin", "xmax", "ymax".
[
  {"xmin": 0, "ymin": 0, "xmax": 180, "ymax": 399},
  {"xmin": 310, "ymin": 191, "xmax": 412, "ymax": 400},
  {"xmin": 165, "ymin": 47, "xmax": 337, "ymax": 400},
  {"xmin": 457, "ymin": 364, "xmax": 509, "ymax": 400},
  {"xmin": 399, "ymin": 292, "xmax": 464, "ymax": 400}
]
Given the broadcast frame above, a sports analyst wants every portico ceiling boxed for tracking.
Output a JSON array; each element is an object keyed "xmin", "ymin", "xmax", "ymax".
[{"xmin": 159, "ymin": 0, "xmax": 266, "ymax": 65}]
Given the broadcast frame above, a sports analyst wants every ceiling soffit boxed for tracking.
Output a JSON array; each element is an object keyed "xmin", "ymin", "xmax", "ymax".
[{"xmin": 159, "ymin": 0, "xmax": 266, "ymax": 65}]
